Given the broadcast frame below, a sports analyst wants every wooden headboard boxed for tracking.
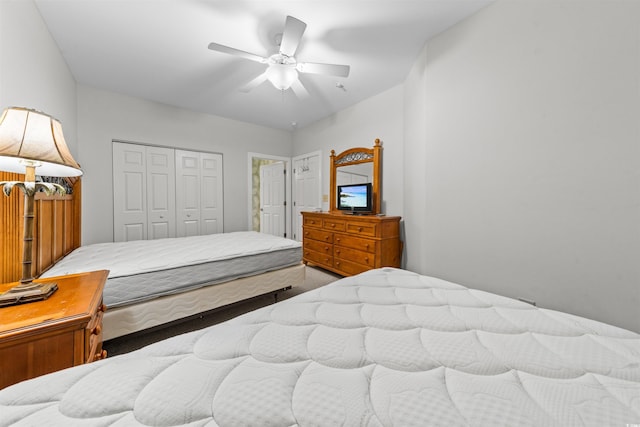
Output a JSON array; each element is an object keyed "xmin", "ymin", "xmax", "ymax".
[{"xmin": 0, "ymin": 172, "xmax": 81, "ymax": 283}]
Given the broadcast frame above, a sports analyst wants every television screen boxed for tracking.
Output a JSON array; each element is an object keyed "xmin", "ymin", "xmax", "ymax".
[{"xmin": 337, "ymin": 183, "xmax": 372, "ymax": 212}]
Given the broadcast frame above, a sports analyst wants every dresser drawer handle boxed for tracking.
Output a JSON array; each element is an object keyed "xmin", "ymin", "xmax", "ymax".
[
  {"xmin": 336, "ymin": 238, "xmax": 341, "ymax": 243},
  {"xmin": 335, "ymin": 249, "xmax": 341, "ymax": 254},
  {"xmin": 92, "ymin": 324, "xmax": 102, "ymax": 335},
  {"xmin": 305, "ymin": 231, "xmax": 309, "ymax": 236},
  {"xmin": 324, "ymin": 246, "xmax": 329, "ymax": 251},
  {"xmin": 324, "ymin": 236, "xmax": 329, "ymax": 240},
  {"xmin": 358, "ymin": 227, "xmax": 363, "ymax": 231}
]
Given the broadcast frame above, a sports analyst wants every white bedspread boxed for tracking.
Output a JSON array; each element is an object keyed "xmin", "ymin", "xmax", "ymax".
[
  {"xmin": 1, "ymin": 268, "xmax": 638, "ymax": 426},
  {"xmin": 42, "ymin": 231, "xmax": 301, "ymax": 279}
]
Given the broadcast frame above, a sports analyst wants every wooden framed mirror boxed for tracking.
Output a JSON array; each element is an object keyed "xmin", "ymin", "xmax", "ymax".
[{"xmin": 329, "ymin": 138, "xmax": 382, "ymax": 214}]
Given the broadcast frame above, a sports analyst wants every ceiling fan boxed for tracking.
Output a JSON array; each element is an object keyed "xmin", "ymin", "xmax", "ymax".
[{"xmin": 208, "ymin": 15, "xmax": 350, "ymax": 99}]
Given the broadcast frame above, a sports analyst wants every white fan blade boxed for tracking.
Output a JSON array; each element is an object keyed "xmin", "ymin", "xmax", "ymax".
[
  {"xmin": 279, "ymin": 16, "xmax": 306, "ymax": 57},
  {"xmin": 290, "ymin": 78, "xmax": 310, "ymax": 99},
  {"xmin": 240, "ymin": 72, "xmax": 268, "ymax": 92},
  {"xmin": 208, "ymin": 42, "xmax": 266, "ymax": 63},
  {"xmin": 297, "ymin": 62, "xmax": 350, "ymax": 78}
]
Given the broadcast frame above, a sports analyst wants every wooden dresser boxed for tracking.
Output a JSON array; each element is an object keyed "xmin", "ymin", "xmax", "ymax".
[
  {"xmin": 0, "ymin": 270, "xmax": 108, "ymax": 389},
  {"xmin": 302, "ymin": 211, "xmax": 401, "ymax": 276}
]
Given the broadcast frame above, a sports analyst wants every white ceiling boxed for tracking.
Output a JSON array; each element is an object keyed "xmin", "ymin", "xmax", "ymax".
[{"xmin": 34, "ymin": 0, "xmax": 491, "ymax": 130}]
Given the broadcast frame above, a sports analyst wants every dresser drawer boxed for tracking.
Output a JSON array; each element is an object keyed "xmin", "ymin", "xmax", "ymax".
[
  {"xmin": 304, "ymin": 248, "xmax": 333, "ymax": 267},
  {"xmin": 303, "ymin": 228, "xmax": 333, "ymax": 243},
  {"xmin": 334, "ymin": 246, "xmax": 375, "ymax": 268},
  {"xmin": 345, "ymin": 221, "xmax": 377, "ymax": 237},
  {"xmin": 334, "ymin": 234, "xmax": 377, "ymax": 253},
  {"xmin": 322, "ymin": 218, "xmax": 346, "ymax": 232},
  {"xmin": 304, "ymin": 239, "xmax": 332, "ymax": 255},
  {"xmin": 333, "ymin": 258, "xmax": 370, "ymax": 276},
  {"xmin": 303, "ymin": 216, "xmax": 323, "ymax": 229}
]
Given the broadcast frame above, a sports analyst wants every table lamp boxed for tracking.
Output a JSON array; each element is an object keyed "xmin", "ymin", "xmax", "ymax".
[{"xmin": 0, "ymin": 107, "xmax": 83, "ymax": 306}]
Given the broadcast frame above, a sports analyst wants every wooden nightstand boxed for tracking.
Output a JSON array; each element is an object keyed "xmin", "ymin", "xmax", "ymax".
[{"xmin": 0, "ymin": 270, "xmax": 108, "ymax": 389}]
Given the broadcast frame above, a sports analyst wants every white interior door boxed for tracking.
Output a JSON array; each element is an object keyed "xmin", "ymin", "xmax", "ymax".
[
  {"xmin": 113, "ymin": 142, "xmax": 147, "ymax": 242},
  {"xmin": 146, "ymin": 146, "xmax": 176, "ymax": 239},
  {"xmin": 260, "ymin": 162, "xmax": 285, "ymax": 237},
  {"xmin": 292, "ymin": 152, "xmax": 321, "ymax": 241}
]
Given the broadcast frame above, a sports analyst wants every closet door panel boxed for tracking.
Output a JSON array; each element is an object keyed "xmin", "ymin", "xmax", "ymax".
[
  {"xmin": 200, "ymin": 153, "xmax": 223, "ymax": 235},
  {"xmin": 146, "ymin": 147, "xmax": 176, "ymax": 239},
  {"xmin": 113, "ymin": 143, "xmax": 147, "ymax": 242},
  {"xmin": 176, "ymin": 150, "xmax": 202, "ymax": 237}
]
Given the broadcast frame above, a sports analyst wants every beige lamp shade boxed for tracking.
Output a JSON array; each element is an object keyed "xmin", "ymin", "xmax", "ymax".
[{"xmin": 0, "ymin": 107, "xmax": 82, "ymax": 177}]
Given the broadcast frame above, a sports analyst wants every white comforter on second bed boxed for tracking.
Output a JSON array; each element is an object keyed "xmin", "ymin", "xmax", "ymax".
[{"xmin": 1, "ymin": 268, "xmax": 638, "ymax": 426}]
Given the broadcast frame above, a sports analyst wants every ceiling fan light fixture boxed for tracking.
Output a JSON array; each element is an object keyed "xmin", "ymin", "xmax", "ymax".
[
  {"xmin": 266, "ymin": 63, "xmax": 298, "ymax": 91},
  {"xmin": 208, "ymin": 15, "xmax": 349, "ymax": 98}
]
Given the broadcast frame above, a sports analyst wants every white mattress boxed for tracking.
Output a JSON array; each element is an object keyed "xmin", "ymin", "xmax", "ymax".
[
  {"xmin": 1, "ymin": 268, "xmax": 638, "ymax": 426},
  {"xmin": 41, "ymin": 231, "xmax": 302, "ymax": 308}
]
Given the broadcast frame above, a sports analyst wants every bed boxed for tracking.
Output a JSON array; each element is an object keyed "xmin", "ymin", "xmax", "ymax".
[
  {"xmin": 1, "ymin": 267, "xmax": 638, "ymax": 426},
  {"xmin": 39, "ymin": 231, "xmax": 304, "ymax": 340},
  {"xmin": 0, "ymin": 175, "xmax": 305, "ymax": 341}
]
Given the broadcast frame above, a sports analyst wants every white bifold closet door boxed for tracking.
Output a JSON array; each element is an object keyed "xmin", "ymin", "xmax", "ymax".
[{"xmin": 113, "ymin": 142, "xmax": 223, "ymax": 242}]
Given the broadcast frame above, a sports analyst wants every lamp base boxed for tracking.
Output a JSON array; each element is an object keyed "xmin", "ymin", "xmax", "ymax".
[{"xmin": 0, "ymin": 282, "xmax": 58, "ymax": 307}]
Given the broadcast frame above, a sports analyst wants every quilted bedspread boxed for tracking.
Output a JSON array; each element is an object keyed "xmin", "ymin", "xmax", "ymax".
[{"xmin": 1, "ymin": 268, "xmax": 639, "ymax": 426}]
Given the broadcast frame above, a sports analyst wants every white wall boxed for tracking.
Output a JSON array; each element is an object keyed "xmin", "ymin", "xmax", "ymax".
[
  {"xmin": 293, "ymin": 86, "xmax": 404, "ymax": 217},
  {"xmin": 403, "ymin": 0, "xmax": 640, "ymax": 332},
  {"xmin": 77, "ymin": 85, "xmax": 292, "ymax": 244},
  {"xmin": 0, "ymin": 0, "xmax": 77, "ymax": 153}
]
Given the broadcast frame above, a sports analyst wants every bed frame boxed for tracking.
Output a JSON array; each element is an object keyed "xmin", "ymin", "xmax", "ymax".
[{"xmin": 1, "ymin": 174, "xmax": 305, "ymax": 340}]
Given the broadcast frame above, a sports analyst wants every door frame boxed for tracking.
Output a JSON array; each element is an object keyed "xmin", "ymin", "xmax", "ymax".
[{"xmin": 247, "ymin": 152, "xmax": 292, "ymax": 239}]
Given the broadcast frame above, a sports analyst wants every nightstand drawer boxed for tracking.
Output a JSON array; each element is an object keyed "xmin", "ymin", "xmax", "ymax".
[
  {"xmin": 334, "ymin": 234, "xmax": 377, "ymax": 253},
  {"xmin": 86, "ymin": 302, "xmax": 106, "ymax": 363}
]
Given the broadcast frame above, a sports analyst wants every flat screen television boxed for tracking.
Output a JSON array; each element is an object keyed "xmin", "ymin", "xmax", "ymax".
[{"xmin": 337, "ymin": 182, "xmax": 373, "ymax": 213}]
